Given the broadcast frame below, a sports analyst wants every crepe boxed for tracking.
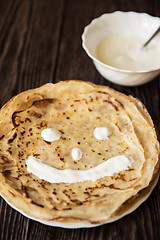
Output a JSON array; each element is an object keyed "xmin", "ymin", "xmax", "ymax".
[{"xmin": 0, "ymin": 80, "xmax": 159, "ymax": 224}]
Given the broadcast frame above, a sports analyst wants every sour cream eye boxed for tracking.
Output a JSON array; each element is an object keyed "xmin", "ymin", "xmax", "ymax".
[
  {"xmin": 94, "ymin": 127, "xmax": 109, "ymax": 140},
  {"xmin": 41, "ymin": 128, "xmax": 61, "ymax": 142}
]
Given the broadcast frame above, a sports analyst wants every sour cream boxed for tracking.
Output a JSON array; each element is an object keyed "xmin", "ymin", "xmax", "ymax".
[
  {"xmin": 41, "ymin": 128, "xmax": 61, "ymax": 142},
  {"xmin": 26, "ymin": 155, "xmax": 134, "ymax": 184},
  {"xmin": 94, "ymin": 127, "xmax": 109, "ymax": 140},
  {"xmin": 71, "ymin": 148, "xmax": 83, "ymax": 161},
  {"xmin": 96, "ymin": 33, "xmax": 160, "ymax": 71}
]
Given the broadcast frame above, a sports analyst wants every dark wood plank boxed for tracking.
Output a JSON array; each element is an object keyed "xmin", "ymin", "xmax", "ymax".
[
  {"xmin": 0, "ymin": 200, "xmax": 29, "ymax": 240},
  {"xmin": 0, "ymin": 0, "xmax": 64, "ymax": 108},
  {"xmin": 0, "ymin": 0, "xmax": 159, "ymax": 239},
  {"xmin": 0, "ymin": 0, "xmax": 64, "ymax": 239}
]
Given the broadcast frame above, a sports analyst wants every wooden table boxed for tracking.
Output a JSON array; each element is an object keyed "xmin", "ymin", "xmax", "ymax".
[{"xmin": 0, "ymin": 0, "xmax": 159, "ymax": 239}]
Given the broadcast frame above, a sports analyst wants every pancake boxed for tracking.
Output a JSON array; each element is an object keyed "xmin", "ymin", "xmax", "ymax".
[{"xmin": 0, "ymin": 80, "xmax": 159, "ymax": 225}]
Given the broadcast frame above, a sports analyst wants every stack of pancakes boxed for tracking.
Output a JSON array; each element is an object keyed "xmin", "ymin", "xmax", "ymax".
[{"xmin": 0, "ymin": 81, "xmax": 159, "ymax": 226}]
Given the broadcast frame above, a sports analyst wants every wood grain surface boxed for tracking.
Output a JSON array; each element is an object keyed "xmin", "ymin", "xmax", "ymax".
[{"xmin": 0, "ymin": 0, "xmax": 159, "ymax": 239}]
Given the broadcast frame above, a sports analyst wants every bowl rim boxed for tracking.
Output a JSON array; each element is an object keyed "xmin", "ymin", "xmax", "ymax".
[{"xmin": 82, "ymin": 11, "xmax": 160, "ymax": 74}]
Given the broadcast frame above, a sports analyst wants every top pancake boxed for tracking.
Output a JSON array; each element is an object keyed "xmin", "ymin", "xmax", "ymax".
[{"xmin": 0, "ymin": 80, "xmax": 159, "ymax": 223}]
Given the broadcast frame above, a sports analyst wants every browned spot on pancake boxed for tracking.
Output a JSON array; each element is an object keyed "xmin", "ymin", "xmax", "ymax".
[
  {"xmin": 103, "ymin": 99, "xmax": 119, "ymax": 111},
  {"xmin": 32, "ymin": 111, "xmax": 43, "ymax": 118},
  {"xmin": 6, "ymin": 148, "xmax": 12, "ymax": 155},
  {"xmin": 84, "ymin": 191, "xmax": 90, "ymax": 195},
  {"xmin": 1, "ymin": 156, "xmax": 11, "ymax": 164},
  {"xmin": 44, "ymin": 140, "xmax": 51, "ymax": 145},
  {"xmin": 9, "ymin": 191, "xmax": 15, "ymax": 197},
  {"xmin": 26, "ymin": 141, "xmax": 30, "ymax": 147},
  {"xmin": 62, "ymin": 190, "xmax": 79, "ymax": 203},
  {"xmin": 40, "ymin": 182, "xmax": 48, "ymax": 190},
  {"xmin": 108, "ymin": 184, "xmax": 122, "ymax": 190},
  {"xmin": 12, "ymin": 112, "xmax": 21, "ymax": 127},
  {"xmin": 115, "ymin": 99, "xmax": 124, "ymax": 108},
  {"xmin": 53, "ymin": 207, "xmax": 58, "ymax": 210},
  {"xmin": 20, "ymin": 131, "xmax": 25, "ymax": 136},
  {"xmin": 18, "ymin": 151, "xmax": 24, "ymax": 158},
  {"xmin": 52, "ymin": 190, "xmax": 57, "ymax": 195},
  {"xmin": 21, "ymin": 186, "xmax": 30, "ymax": 198},
  {"xmin": 40, "ymin": 120, "xmax": 47, "ymax": 128},
  {"xmin": 31, "ymin": 201, "xmax": 44, "ymax": 208},
  {"xmin": 33, "ymin": 98, "xmax": 55, "ymax": 108},
  {"xmin": 2, "ymin": 170, "xmax": 11, "ymax": 178},
  {"xmin": 0, "ymin": 135, "xmax": 5, "ymax": 140},
  {"xmin": 25, "ymin": 117, "xmax": 31, "ymax": 123},
  {"xmin": 115, "ymin": 122, "xmax": 121, "ymax": 132},
  {"xmin": 63, "ymin": 207, "xmax": 72, "ymax": 210},
  {"xmin": 70, "ymin": 199, "xmax": 82, "ymax": 204},
  {"xmin": 85, "ymin": 187, "xmax": 93, "ymax": 190},
  {"xmin": 8, "ymin": 133, "xmax": 17, "ymax": 144},
  {"xmin": 33, "ymin": 154, "xmax": 40, "ymax": 157},
  {"xmin": 97, "ymin": 91, "xmax": 109, "ymax": 95},
  {"xmin": 128, "ymin": 168, "xmax": 134, "ymax": 171},
  {"xmin": 113, "ymin": 172, "xmax": 136, "ymax": 182}
]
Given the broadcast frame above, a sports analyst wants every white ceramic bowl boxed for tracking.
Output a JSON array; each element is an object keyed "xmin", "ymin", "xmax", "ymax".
[{"xmin": 82, "ymin": 11, "xmax": 160, "ymax": 86}]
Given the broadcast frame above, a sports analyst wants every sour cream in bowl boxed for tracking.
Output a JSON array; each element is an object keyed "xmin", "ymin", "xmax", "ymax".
[{"xmin": 82, "ymin": 11, "xmax": 160, "ymax": 86}]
